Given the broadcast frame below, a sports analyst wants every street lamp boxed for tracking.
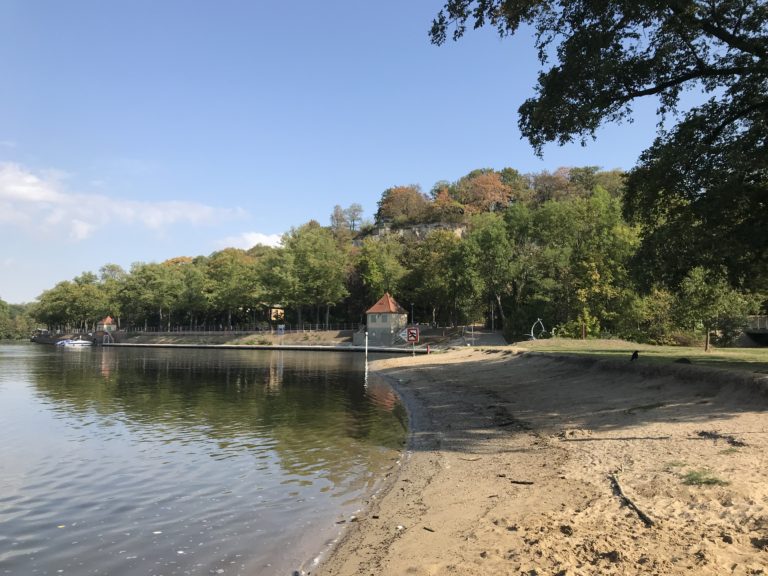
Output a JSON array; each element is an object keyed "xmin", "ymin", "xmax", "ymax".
[{"xmin": 411, "ymin": 302, "xmax": 414, "ymax": 325}]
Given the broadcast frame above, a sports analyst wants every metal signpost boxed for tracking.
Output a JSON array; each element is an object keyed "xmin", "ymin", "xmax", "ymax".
[{"xmin": 406, "ymin": 326, "xmax": 419, "ymax": 356}]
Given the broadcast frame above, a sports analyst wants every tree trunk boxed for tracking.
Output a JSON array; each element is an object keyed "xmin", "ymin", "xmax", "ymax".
[
  {"xmin": 495, "ymin": 293, "xmax": 506, "ymax": 325},
  {"xmin": 705, "ymin": 324, "xmax": 710, "ymax": 351}
]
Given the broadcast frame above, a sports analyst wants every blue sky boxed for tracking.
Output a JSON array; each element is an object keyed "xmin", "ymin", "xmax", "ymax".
[{"xmin": 0, "ymin": 1, "xmax": 663, "ymax": 304}]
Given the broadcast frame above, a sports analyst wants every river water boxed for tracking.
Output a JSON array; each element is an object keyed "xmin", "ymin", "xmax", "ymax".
[{"xmin": 0, "ymin": 343, "xmax": 406, "ymax": 576}]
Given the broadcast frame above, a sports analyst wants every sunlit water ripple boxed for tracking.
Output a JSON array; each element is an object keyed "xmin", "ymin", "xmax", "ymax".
[{"xmin": 0, "ymin": 344, "xmax": 405, "ymax": 576}]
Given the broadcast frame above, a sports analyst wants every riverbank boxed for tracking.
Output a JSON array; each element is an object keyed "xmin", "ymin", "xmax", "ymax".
[
  {"xmin": 32, "ymin": 326, "xmax": 468, "ymax": 352},
  {"xmin": 314, "ymin": 347, "xmax": 768, "ymax": 576}
]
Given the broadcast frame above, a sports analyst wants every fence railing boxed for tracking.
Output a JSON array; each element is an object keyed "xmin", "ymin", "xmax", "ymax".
[
  {"xmin": 120, "ymin": 323, "xmax": 361, "ymax": 334},
  {"xmin": 746, "ymin": 316, "xmax": 768, "ymax": 332}
]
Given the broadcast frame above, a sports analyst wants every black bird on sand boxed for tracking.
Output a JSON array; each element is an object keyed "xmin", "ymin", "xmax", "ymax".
[{"xmin": 631, "ymin": 350, "xmax": 639, "ymax": 361}]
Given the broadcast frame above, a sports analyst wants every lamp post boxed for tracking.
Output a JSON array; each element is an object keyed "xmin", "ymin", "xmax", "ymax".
[{"xmin": 411, "ymin": 302, "xmax": 414, "ymax": 325}]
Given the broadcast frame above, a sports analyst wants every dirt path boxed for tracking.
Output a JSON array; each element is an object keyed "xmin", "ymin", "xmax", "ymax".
[{"xmin": 313, "ymin": 348, "xmax": 768, "ymax": 576}]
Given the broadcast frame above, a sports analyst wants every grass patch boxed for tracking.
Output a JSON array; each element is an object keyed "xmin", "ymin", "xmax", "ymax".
[
  {"xmin": 514, "ymin": 338, "xmax": 768, "ymax": 375},
  {"xmin": 681, "ymin": 469, "xmax": 729, "ymax": 486},
  {"xmin": 719, "ymin": 447, "xmax": 741, "ymax": 455},
  {"xmin": 663, "ymin": 461, "xmax": 687, "ymax": 472}
]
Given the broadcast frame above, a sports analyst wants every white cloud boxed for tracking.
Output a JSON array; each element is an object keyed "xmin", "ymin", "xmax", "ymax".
[
  {"xmin": 0, "ymin": 163, "xmax": 64, "ymax": 203},
  {"xmin": 216, "ymin": 231, "xmax": 283, "ymax": 250},
  {"xmin": 0, "ymin": 162, "xmax": 245, "ymax": 241}
]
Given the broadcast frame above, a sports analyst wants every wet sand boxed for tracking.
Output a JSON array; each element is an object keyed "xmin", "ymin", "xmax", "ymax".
[{"xmin": 313, "ymin": 348, "xmax": 768, "ymax": 576}]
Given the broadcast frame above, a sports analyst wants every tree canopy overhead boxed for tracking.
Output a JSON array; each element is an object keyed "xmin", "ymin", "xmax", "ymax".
[
  {"xmin": 431, "ymin": 0, "xmax": 766, "ymax": 150},
  {"xmin": 431, "ymin": 0, "xmax": 767, "ymax": 286}
]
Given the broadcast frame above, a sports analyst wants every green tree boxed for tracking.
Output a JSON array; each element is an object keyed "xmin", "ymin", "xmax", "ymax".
[
  {"xmin": 176, "ymin": 257, "xmax": 209, "ymax": 328},
  {"xmin": 33, "ymin": 281, "xmax": 72, "ymax": 330},
  {"xmin": 634, "ymin": 287, "xmax": 678, "ymax": 345},
  {"xmin": 99, "ymin": 263, "xmax": 127, "ymax": 328},
  {"xmin": 205, "ymin": 249, "xmax": 261, "ymax": 328},
  {"xmin": 675, "ymin": 267, "xmax": 761, "ymax": 350},
  {"xmin": 431, "ymin": 1, "xmax": 768, "ymax": 286},
  {"xmin": 357, "ymin": 236, "xmax": 407, "ymax": 301},
  {"xmin": 0, "ymin": 300, "xmax": 35, "ymax": 340},
  {"xmin": 120, "ymin": 262, "xmax": 183, "ymax": 331},
  {"xmin": 33, "ymin": 274, "xmax": 106, "ymax": 332},
  {"xmin": 501, "ymin": 188, "xmax": 638, "ymax": 338},
  {"xmin": 402, "ymin": 230, "xmax": 456, "ymax": 325},
  {"xmin": 401, "ymin": 229, "xmax": 482, "ymax": 327},
  {"xmin": 259, "ymin": 245, "xmax": 297, "ymax": 320},
  {"xmin": 0, "ymin": 298, "xmax": 11, "ymax": 339},
  {"xmin": 71, "ymin": 272, "xmax": 108, "ymax": 331},
  {"xmin": 465, "ymin": 213, "xmax": 515, "ymax": 327},
  {"xmin": 445, "ymin": 239, "xmax": 484, "ymax": 326},
  {"xmin": 281, "ymin": 222, "xmax": 349, "ymax": 325},
  {"xmin": 625, "ymin": 109, "xmax": 768, "ymax": 288}
]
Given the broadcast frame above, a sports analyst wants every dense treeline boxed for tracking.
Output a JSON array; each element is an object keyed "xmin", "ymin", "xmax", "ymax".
[
  {"xmin": 0, "ymin": 298, "xmax": 35, "ymax": 340},
  {"xmin": 24, "ymin": 166, "xmax": 765, "ymax": 346}
]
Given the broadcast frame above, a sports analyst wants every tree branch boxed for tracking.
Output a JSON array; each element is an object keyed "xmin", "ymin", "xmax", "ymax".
[
  {"xmin": 611, "ymin": 65, "xmax": 755, "ymax": 104},
  {"xmin": 697, "ymin": 17, "xmax": 768, "ymax": 59},
  {"xmin": 668, "ymin": 3, "xmax": 768, "ymax": 59}
]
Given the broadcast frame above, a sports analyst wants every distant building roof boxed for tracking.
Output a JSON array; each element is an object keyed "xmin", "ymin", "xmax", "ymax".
[{"xmin": 366, "ymin": 293, "xmax": 407, "ymax": 315}]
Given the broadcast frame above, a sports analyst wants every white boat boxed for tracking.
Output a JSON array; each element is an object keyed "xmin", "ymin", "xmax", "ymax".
[{"xmin": 57, "ymin": 338, "xmax": 93, "ymax": 348}]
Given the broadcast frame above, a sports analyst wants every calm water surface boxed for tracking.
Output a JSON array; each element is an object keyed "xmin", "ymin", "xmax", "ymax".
[{"xmin": 0, "ymin": 344, "xmax": 406, "ymax": 576}]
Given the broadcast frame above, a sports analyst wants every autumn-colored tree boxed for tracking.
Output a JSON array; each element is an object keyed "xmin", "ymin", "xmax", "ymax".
[
  {"xmin": 376, "ymin": 185, "xmax": 430, "ymax": 226},
  {"xmin": 428, "ymin": 186, "xmax": 465, "ymax": 223},
  {"xmin": 452, "ymin": 169, "xmax": 512, "ymax": 213},
  {"xmin": 529, "ymin": 168, "xmax": 572, "ymax": 203}
]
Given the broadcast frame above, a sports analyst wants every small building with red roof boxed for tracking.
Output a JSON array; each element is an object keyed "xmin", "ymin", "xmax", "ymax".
[
  {"xmin": 365, "ymin": 293, "xmax": 408, "ymax": 346},
  {"xmin": 96, "ymin": 316, "xmax": 116, "ymax": 332}
]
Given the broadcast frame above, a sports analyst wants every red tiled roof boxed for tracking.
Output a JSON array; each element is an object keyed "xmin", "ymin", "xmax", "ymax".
[
  {"xmin": 100, "ymin": 316, "xmax": 115, "ymax": 324},
  {"xmin": 366, "ymin": 293, "xmax": 407, "ymax": 314}
]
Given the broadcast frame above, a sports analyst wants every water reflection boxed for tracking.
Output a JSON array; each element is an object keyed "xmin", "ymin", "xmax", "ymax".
[{"xmin": 0, "ymin": 345, "xmax": 405, "ymax": 576}]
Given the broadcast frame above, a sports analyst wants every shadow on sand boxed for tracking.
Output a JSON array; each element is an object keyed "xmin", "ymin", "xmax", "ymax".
[{"xmin": 373, "ymin": 351, "xmax": 768, "ymax": 453}]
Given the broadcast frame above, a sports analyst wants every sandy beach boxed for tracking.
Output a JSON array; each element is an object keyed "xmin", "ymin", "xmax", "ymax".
[{"xmin": 314, "ymin": 347, "xmax": 768, "ymax": 576}]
